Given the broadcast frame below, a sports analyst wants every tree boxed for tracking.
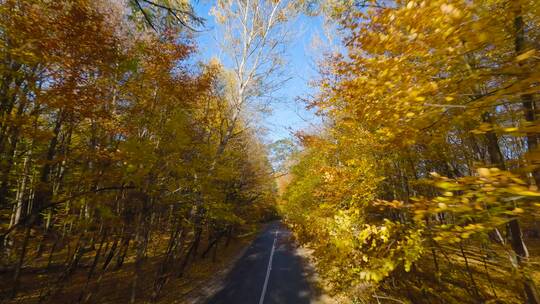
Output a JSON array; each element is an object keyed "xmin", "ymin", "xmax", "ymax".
[
  {"xmin": 0, "ymin": 1, "xmax": 276, "ymax": 302},
  {"xmin": 210, "ymin": 0, "xmax": 298, "ymax": 155},
  {"xmin": 281, "ymin": 0, "xmax": 540, "ymax": 302},
  {"xmin": 129, "ymin": 0, "xmax": 204, "ymax": 31}
]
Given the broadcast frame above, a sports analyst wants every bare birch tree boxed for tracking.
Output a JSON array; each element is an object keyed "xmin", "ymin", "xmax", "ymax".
[{"xmin": 210, "ymin": 0, "xmax": 298, "ymax": 155}]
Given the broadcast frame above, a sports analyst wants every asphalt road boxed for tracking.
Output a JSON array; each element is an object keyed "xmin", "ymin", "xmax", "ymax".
[{"xmin": 206, "ymin": 221, "xmax": 312, "ymax": 304}]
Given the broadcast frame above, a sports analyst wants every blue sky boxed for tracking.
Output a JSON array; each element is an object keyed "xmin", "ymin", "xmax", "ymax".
[{"xmin": 191, "ymin": 2, "xmax": 324, "ymax": 143}]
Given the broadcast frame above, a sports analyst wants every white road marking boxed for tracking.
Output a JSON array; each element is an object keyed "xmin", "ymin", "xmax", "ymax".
[{"xmin": 259, "ymin": 229, "xmax": 278, "ymax": 304}]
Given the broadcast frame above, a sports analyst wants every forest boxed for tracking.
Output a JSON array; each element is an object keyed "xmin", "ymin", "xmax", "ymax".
[
  {"xmin": 1, "ymin": 0, "xmax": 540, "ymax": 304},
  {"xmin": 0, "ymin": 0, "xmax": 277, "ymax": 302},
  {"xmin": 279, "ymin": 0, "xmax": 540, "ymax": 303}
]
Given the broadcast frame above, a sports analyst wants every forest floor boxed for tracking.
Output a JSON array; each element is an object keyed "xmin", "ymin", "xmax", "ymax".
[
  {"xmin": 299, "ymin": 235, "xmax": 540, "ymax": 304},
  {"xmin": 0, "ymin": 227, "xmax": 260, "ymax": 304},
  {"xmin": 4, "ymin": 226, "xmax": 538, "ymax": 304}
]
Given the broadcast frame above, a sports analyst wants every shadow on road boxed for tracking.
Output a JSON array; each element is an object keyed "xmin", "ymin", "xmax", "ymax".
[{"xmin": 206, "ymin": 221, "xmax": 325, "ymax": 304}]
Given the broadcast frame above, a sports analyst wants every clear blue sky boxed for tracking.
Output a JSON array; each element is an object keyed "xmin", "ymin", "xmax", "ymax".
[{"xmin": 191, "ymin": 2, "xmax": 323, "ymax": 143}]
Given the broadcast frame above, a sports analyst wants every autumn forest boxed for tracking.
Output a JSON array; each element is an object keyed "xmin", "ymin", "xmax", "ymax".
[{"xmin": 1, "ymin": 0, "xmax": 540, "ymax": 304}]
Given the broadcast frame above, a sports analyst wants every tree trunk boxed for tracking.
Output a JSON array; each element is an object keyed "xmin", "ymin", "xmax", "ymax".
[
  {"xmin": 511, "ymin": 3, "xmax": 540, "ymax": 303},
  {"xmin": 513, "ymin": 1, "xmax": 540, "ymax": 186},
  {"xmin": 11, "ymin": 224, "xmax": 31, "ymax": 299}
]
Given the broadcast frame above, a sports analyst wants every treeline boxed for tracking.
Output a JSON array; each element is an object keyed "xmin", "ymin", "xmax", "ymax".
[
  {"xmin": 280, "ymin": 0, "xmax": 540, "ymax": 303},
  {"xmin": 0, "ymin": 0, "xmax": 275, "ymax": 302}
]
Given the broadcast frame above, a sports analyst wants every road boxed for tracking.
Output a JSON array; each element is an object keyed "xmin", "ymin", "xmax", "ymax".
[{"xmin": 206, "ymin": 221, "xmax": 313, "ymax": 304}]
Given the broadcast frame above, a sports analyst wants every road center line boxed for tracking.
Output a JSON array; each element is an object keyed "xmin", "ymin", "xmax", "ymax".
[{"xmin": 259, "ymin": 229, "xmax": 278, "ymax": 304}]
